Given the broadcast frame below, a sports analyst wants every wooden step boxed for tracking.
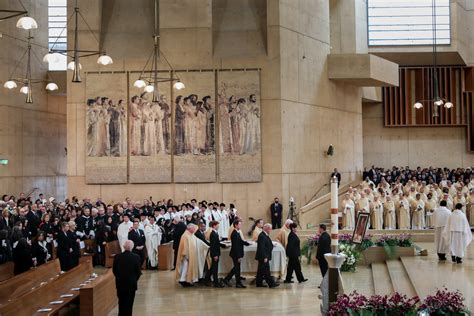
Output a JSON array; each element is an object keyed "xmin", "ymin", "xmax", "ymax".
[
  {"xmin": 371, "ymin": 262, "xmax": 394, "ymax": 295},
  {"xmin": 386, "ymin": 260, "xmax": 417, "ymax": 297}
]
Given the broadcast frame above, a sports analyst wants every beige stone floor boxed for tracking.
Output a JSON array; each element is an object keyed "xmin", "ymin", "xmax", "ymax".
[
  {"xmin": 107, "ymin": 264, "xmax": 324, "ymax": 316},
  {"xmin": 107, "ymin": 242, "xmax": 474, "ymax": 316}
]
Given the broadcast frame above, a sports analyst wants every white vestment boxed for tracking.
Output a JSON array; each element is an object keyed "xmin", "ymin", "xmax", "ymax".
[
  {"xmin": 117, "ymin": 221, "xmax": 133, "ymax": 251},
  {"xmin": 145, "ymin": 223, "xmax": 162, "ymax": 267},
  {"xmin": 433, "ymin": 206, "xmax": 451, "ymax": 254},
  {"xmin": 342, "ymin": 200, "xmax": 355, "ymax": 230},
  {"xmin": 443, "ymin": 209, "xmax": 473, "ymax": 258}
]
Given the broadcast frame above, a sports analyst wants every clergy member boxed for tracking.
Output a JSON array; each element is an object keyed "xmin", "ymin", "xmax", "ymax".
[
  {"xmin": 175, "ymin": 224, "xmax": 209, "ymax": 286},
  {"xmin": 412, "ymin": 193, "xmax": 425, "ymax": 229},
  {"xmin": 342, "ymin": 194, "xmax": 355, "ymax": 230},
  {"xmin": 383, "ymin": 195, "xmax": 396, "ymax": 230},
  {"xmin": 275, "ymin": 219, "xmax": 292, "ymax": 248},
  {"xmin": 144, "ymin": 215, "xmax": 161, "ymax": 269},
  {"xmin": 117, "ymin": 214, "xmax": 133, "ymax": 251},
  {"xmin": 443, "ymin": 203, "xmax": 473, "ymax": 264},
  {"xmin": 432, "ymin": 200, "xmax": 451, "ymax": 261}
]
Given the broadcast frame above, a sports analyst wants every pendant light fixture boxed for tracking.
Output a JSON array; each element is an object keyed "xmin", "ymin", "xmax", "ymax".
[
  {"xmin": 0, "ymin": 0, "xmax": 37, "ymax": 30},
  {"xmin": 2, "ymin": 34, "xmax": 59, "ymax": 103},
  {"xmin": 133, "ymin": 0, "xmax": 184, "ymax": 101},
  {"xmin": 413, "ymin": 0, "xmax": 453, "ymax": 115},
  {"xmin": 43, "ymin": 0, "xmax": 113, "ymax": 83}
]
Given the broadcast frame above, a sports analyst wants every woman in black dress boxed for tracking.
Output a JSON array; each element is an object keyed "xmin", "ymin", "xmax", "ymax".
[
  {"xmin": 31, "ymin": 231, "xmax": 50, "ymax": 266},
  {"xmin": 12, "ymin": 238, "xmax": 33, "ymax": 275}
]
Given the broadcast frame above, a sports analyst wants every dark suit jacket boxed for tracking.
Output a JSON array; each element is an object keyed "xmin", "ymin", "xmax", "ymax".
[
  {"xmin": 113, "ymin": 250, "xmax": 142, "ymax": 292},
  {"xmin": 286, "ymin": 231, "xmax": 301, "ymax": 258},
  {"xmin": 255, "ymin": 232, "xmax": 273, "ymax": 261},
  {"xmin": 57, "ymin": 231, "xmax": 73, "ymax": 259},
  {"xmin": 270, "ymin": 203, "xmax": 283, "ymax": 218},
  {"xmin": 229, "ymin": 229, "xmax": 250, "ymax": 259},
  {"xmin": 172, "ymin": 222, "xmax": 187, "ymax": 250},
  {"xmin": 209, "ymin": 230, "xmax": 222, "ymax": 258},
  {"xmin": 195, "ymin": 230, "xmax": 210, "ymax": 246},
  {"xmin": 128, "ymin": 229, "xmax": 145, "ymax": 249},
  {"xmin": 316, "ymin": 231, "xmax": 331, "ymax": 260}
]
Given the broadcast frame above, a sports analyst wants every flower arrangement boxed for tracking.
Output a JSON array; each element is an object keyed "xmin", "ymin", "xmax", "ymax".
[
  {"xmin": 419, "ymin": 288, "xmax": 470, "ymax": 315},
  {"xmin": 374, "ymin": 233, "xmax": 413, "ymax": 259},
  {"xmin": 301, "ymin": 233, "xmax": 413, "ymax": 270},
  {"xmin": 328, "ymin": 289, "xmax": 470, "ymax": 316},
  {"xmin": 374, "ymin": 233, "xmax": 413, "ymax": 248},
  {"xmin": 338, "ymin": 243, "xmax": 360, "ymax": 272},
  {"xmin": 327, "ymin": 291, "xmax": 419, "ymax": 316}
]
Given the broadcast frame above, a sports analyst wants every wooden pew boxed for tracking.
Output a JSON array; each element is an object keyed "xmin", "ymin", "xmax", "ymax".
[
  {"xmin": 0, "ymin": 259, "xmax": 93, "ymax": 316},
  {"xmin": 0, "ymin": 262, "xmax": 14, "ymax": 282},
  {"xmin": 104, "ymin": 240, "xmax": 120, "ymax": 268},
  {"xmin": 79, "ymin": 269, "xmax": 117, "ymax": 316},
  {"xmin": 0, "ymin": 259, "xmax": 61, "ymax": 305}
]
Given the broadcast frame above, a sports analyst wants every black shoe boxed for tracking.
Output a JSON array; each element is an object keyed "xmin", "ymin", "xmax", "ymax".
[
  {"xmin": 236, "ymin": 283, "xmax": 247, "ymax": 288},
  {"xmin": 256, "ymin": 284, "xmax": 267, "ymax": 288},
  {"xmin": 299, "ymin": 279, "xmax": 308, "ymax": 283},
  {"xmin": 171, "ymin": 268, "xmax": 176, "ymax": 271},
  {"xmin": 214, "ymin": 283, "xmax": 225, "ymax": 288},
  {"xmin": 452, "ymin": 256, "xmax": 456, "ymax": 263},
  {"xmin": 223, "ymin": 279, "xmax": 232, "ymax": 287},
  {"xmin": 269, "ymin": 283, "xmax": 280, "ymax": 288},
  {"xmin": 283, "ymin": 280, "xmax": 294, "ymax": 284},
  {"xmin": 456, "ymin": 257, "xmax": 463, "ymax": 264},
  {"xmin": 240, "ymin": 276, "xmax": 247, "ymax": 280}
]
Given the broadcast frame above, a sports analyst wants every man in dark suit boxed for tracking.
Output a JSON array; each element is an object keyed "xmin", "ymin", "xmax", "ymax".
[
  {"xmin": 208, "ymin": 221, "xmax": 225, "ymax": 288},
  {"xmin": 270, "ymin": 197, "xmax": 283, "ymax": 229},
  {"xmin": 284, "ymin": 223, "xmax": 308, "ymax": 283},
  {"xmin": 255, "ymin": 223, "xmax": 279, "ymax": 288},
  {"xmin": 330, "ymin": 168, "xmax": 341, "ymax": 186},
  {"xmin": 57, "ymin": 222, "xmax": 74, "ymax": 271},
  {"xmin": 128, "ymin": 220, "xmax": 146, "ymax": 266},
  {"xmin": 172, "ymin": 216, "xmax": 186, "ymax": 270},
  {"xmin": 316, "ymin": 224, "xmax": 331, "ymax": 278},
  {"xmin": 113, "ymin": 239, "xmax": 142, "ymax": 316},
  {"xmin": 195, "ymin": 221, "xmax": 209, "ymax": 246},
  {"xmin": 223, "ymin": 219, "xmax": 250, "ymax": 288}
]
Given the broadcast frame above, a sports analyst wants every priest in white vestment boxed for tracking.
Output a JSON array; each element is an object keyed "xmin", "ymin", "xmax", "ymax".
[
  {"xmin": 342, "ymin": 194, "xmax": 355, "ymax": 230},
  {"xmin": 432, "ymin": 200, "xmax": 451, "ymax": 261},
  {"xmin": 412, "ymin": 194, "xmax": 425, "ymax": 230},
  {"xmin": 443, "ymin": 203, "xmax": 473, "ymax": 264},
  {"xmin": 383, "ymin": 196, "xmax": 396, "ymax": 230},
  {"xmin": 371, "ymin": 196, "xmax": 383, "ymax": 230},
  {"xmin": 176, "ymin": 224, "xmax": 209, "ymax": 286},
  {"xmin": 117, "ymin": 214, "xmax": 133, "ymax": 251},
  {"xmin": 144, "ymin": 216, "xmax": 162, "ymax": 268},
  {"xmin": 398, "ymin": 194, "xmax": 410, "ymax": 230}
]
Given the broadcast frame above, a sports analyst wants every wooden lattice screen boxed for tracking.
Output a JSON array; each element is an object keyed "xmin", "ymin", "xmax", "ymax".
[{"xmin": 382, "ymin": 66, "xmax": 474, "ymax": 151}]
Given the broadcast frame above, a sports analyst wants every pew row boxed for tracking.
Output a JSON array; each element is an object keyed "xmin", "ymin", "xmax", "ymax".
[
  {"xmin": 0, "ymin": 259, "xmax": 61, "ymax": 305},
  {"xmin": 0, "ymin": 259, "xmax": 93, "ymax": 316},
  {"xmin": 0, "ymin": 262, "xmax": 14, "ymax": 282},
  {"xmin": 79, "ymin": 269, "xmax": 117, "ymax": 316}
]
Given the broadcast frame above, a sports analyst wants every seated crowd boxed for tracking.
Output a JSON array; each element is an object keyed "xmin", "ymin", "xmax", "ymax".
[{"xmin": 342, "ymin": 166, "xmax": 474, "ymax": 230}]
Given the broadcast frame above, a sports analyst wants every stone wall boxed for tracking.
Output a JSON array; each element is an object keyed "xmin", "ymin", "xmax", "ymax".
[
  {"xmin": 67, "ymin": 0, "xmax": 364, "ymax": 227},
  {"xmin": 363, "ymin": 102, "xmax": 474, "ymax": 169},
  {"xmin": 0, "ymin": 0, "xmax": 67, "ymax": 199}
]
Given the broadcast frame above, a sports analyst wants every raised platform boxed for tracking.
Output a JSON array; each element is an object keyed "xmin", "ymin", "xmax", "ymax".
[{"xmin": 342, "ymin": 242, "xmax": 474, "ymax": 312}]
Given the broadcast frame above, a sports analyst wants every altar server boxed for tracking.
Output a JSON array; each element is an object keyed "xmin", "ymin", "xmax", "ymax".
[
  {"xmin": 443, "ymin": 203, "xmax": 473, "ymax": 264},
  {"xmin": 432, "ymin": 200, "xmax": 451, "ymax": 261}
]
